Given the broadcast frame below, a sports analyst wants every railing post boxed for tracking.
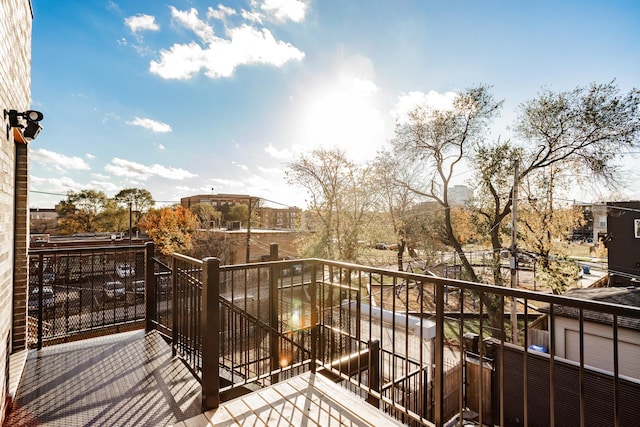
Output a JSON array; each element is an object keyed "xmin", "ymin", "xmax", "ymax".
[
  {"xmin": 37, "ymin": 252, "xmax": 44, "ymax": 350},
  {"xmin": 269, "ymin": 243, "xmax": 280, "ymax": 384},
  {"xmin": 366, "ymin": 339, "xmax": 380, "ymax": 408},
  {"xmin": 310, "ymin": 261, "xmax": 318, "ymax": 372},
  {"xmin": 434, "ymin": 281, "xmax": 445, "ymax": 426},
  {"xmin": 144, "ymin": 242, "xmax": 156, "ymax": 332},
  {"xmin": 171, "ymin": 256, "xmax": 178, "ymax": 358},
  {"xmin": 201, "ymin": 257, "xmax": 220, "ymax": 411}
]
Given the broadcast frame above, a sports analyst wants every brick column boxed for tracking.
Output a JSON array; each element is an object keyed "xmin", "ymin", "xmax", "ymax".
[{"xmin": 12, "ymin": 141, "xmax": 28, "ymax": 350}]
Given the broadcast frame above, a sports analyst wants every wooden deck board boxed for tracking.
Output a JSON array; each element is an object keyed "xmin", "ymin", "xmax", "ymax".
[
  {"xmin": 196, "ymin": 371, "xmax": 405, "ymax": 426},
  {"xmin": 266, "ymin": 378, "xmax": 334, "ymax": 426}
]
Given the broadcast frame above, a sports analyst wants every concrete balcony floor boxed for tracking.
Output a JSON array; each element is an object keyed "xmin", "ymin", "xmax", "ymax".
[{"xmin": 6, "ymin": 330, "xmax": 202, "ymax": 426}]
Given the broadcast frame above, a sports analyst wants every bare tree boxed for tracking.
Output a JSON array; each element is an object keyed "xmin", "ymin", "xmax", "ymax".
[
  {"xmin": 389, "ymin": 84, "xmax": 502, "ymax": 280},
  {"xmin": 287, "ymin": 147, "xmax": 378, "ymax": 261},
  {"xmin": 470, "ymin": 82, "xmax": 640, "ymax": 336}
]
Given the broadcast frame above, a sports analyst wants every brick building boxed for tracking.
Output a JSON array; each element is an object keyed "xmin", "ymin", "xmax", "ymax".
[
  {"xmin": 1, "ymin": 0, "xmax": 36, "ymax": 422},
  {"xmin": 181, "ymin": 193, "xmax": 302, "ymax": 230}
]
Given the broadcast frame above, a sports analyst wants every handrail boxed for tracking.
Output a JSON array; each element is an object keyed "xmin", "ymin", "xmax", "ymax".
[{"xmin": 141, "ymin": 245, "xmax": 640, "ymax": 427}]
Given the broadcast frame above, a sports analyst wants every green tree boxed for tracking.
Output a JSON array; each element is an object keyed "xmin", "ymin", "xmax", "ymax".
[
  {"xmin": 114, "ymin": 188, "xmax": 155, "ymax": 232},
  {"xmin": 190, "ymin": 202, "xmax": 222, "ymax": 229},
  {"xmin": 227, "ymin": 204, "xmax": 249, "ymax": 224},
  {"xmin": 57, "ymin": 190, "xmax": 108, "ymax": 234},
  {"xmin": 95, "ymin": 199, "xmax": 129, "ymax": 232}
]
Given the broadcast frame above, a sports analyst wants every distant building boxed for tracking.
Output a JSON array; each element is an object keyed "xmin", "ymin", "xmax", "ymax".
[
  {"xmin": 448, "ymin": 185, "xmax": 473, "ymax": 205},
  {"xmin": 593, "ymin": 204, "xmax": 608, "ymax": 242},
  {"xmin": 180, "ymin": 193, "xmax": 301, "ymax": 230},
  {"xmin": 606, "ymin": 201, "xmax": 640, "ymax": 286},
  {"xmin": 181, "ymin": 193, "xmax": 253, "ymax": 209},
  {"xmin": 260, "ymin": 207, "xmax": 301, "ymax": 230},
  {"xmin": 30, "ymin": 207, "xmax": 58, "ymax": 235},
  {"xmin": 570, "ymin": 203, "xmax": 607, "ymax": 243}
]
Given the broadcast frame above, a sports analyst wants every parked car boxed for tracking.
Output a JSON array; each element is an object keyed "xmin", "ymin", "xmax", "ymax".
[
  {"xmin": 131, "ymin": 280, "xmax": 145, "ymax": 298},
  {"xmin": 374, "ymin": 242, "xmax": 388, "ymax": 250},
  {"xmin": 116, "ymin": 263, "xmax": 135, "ymax": 278},
  {"xmin": 500, "ymin": 249, "xmax": 536, "ymax": 264},
  {"xmin": 103, "ymin": 281, "xmax": 126, "ymax": 300},
  {"xmin": 28, "ymin": 286, "xmax": 55, "ymax": 312}
]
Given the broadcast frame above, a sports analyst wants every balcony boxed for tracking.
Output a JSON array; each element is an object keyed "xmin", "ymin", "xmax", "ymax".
[{"xmin": 7, "ymin": 243, "xmax": 640, "ymax": 426}]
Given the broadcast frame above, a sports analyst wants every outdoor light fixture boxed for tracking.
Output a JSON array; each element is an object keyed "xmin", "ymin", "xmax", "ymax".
[{"xmin": 4, "ymin": 109, "xmax": 44, "ymax": 141}]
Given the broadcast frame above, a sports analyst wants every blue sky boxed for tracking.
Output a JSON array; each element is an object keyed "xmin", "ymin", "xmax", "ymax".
[{"xmin": 28, "ymin": 0, "xmax": 640, "ymax": 209}]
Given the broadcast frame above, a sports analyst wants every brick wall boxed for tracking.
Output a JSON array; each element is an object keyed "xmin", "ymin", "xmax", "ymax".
[{"xmin": 0, "ymin": 0, "xmax": 33, "ymax": 422}]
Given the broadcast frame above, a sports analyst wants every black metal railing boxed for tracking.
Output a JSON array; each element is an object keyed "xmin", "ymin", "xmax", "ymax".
[
  {"xmin": 28, "ymin": 245, "xmax": 147, "ymax": 348},
  {"xmin": 144, "ymin": 242, "xmax": 640, "ymax": 427}
]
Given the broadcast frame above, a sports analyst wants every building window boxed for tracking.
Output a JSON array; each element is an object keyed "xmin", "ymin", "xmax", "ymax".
[{"xmin": 598, "ymin": 216, "xmax": 607, "ymax": 228}]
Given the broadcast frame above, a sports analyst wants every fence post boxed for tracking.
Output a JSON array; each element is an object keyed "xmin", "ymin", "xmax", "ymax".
[
  {"xmin": 269, "ymin": 243, "xmax": 280, "ymax": 384},
  {"xmin": 145, "ymin": 242, "xmax": 156, "ymax": 332},
  {"xmin": 434, "ymin": 282, "xmax": 445, "ymax": 426},
  {"xmin": 366, "ymin": 339, "xmax": 380, "ymax": 407},
  {"xmin": 201, "ymin": 257, "xmax": 220, "ymax": 411}
]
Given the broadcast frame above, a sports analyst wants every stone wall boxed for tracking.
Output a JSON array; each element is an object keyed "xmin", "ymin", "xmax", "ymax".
[{"xmin": 0, "ymin": 0, "xmax": 32, "ymax": 421}]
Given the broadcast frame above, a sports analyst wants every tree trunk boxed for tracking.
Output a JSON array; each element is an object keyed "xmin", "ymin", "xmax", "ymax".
[
  {"xmin": 397, "ymin": 240, "xmax": 406, "ymax": 271},
  {"xmin": 444, "ymin": 206, "xmax": 478, "ymax": 282}
]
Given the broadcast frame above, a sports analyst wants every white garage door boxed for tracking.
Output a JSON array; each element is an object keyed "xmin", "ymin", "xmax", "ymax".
[{"xmin": 565, "ymin": 330, "xmax": 640, "ymax": 378}]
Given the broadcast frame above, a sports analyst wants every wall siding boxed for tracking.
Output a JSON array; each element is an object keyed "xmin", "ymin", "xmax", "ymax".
[{"xmin": 0, "ymin": 0, "xmax": 32, "ymax": 423}]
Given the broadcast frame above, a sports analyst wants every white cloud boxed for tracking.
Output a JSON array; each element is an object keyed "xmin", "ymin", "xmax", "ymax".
[
  {"xmin": 155, "ymin": 143, "xmax": 166, "ymax": 150},
  {"xmin": 149, "ymin": 10, "xmax": 304, "ymax": 80},
  {"xmin": 89, "ymin": 180, "xmax": 120, "ymax": 193},
  {"xmin": 31, "ymin": 175, "xmax": 84, "ymax": 193},
  {"xmin": 126, "ymin": 117, "xmax": 172, "ymax": 133},
  {"xmin": 255, "ymin": 0, "xmax": 308, "ymax": 23},
  {"xmin": 245, "ymin": 173, "xmax": 271, "ymax": 189},
  {"xmin": 265, "ymin": 143, "xmax": 293, "ymax": 160},
  {"xmin": 101, "ymin": 112, "xmax": 121, "ymax": 123},
  {"xmin": 241, "ymin": 9, "xmax": 263, "ymax": 24},
  {"xmin": 207, "ymin": 4, "xmax": 237, "ymax": 21},
  {"xmin": 85, "ymin": 153, "xmax": 95, "ymax": 159},
  {"xmin": 125, "ymin": 14, "xmax": 160, "ymax": 33},
  {"xmin": 232, "ymin": 161, "xmax": 249, "ymax": 171},
  {"xmin": 31, "ymin": 175, "xmax": 117, "ymax": 196},
  {"xmin": 170, "ymin": 7, "xmax": 217, "ymax": 44},
  {"xmin": 392, "ymin": 90, "xmax": 457, "ymax": 123},
  {"xmin": 105, "ymin": 158, "xmax": 197, "ymax": 180},
  {"xmin": 30, "ymin": 148, "xmax": 91, "ymax": 171}
]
